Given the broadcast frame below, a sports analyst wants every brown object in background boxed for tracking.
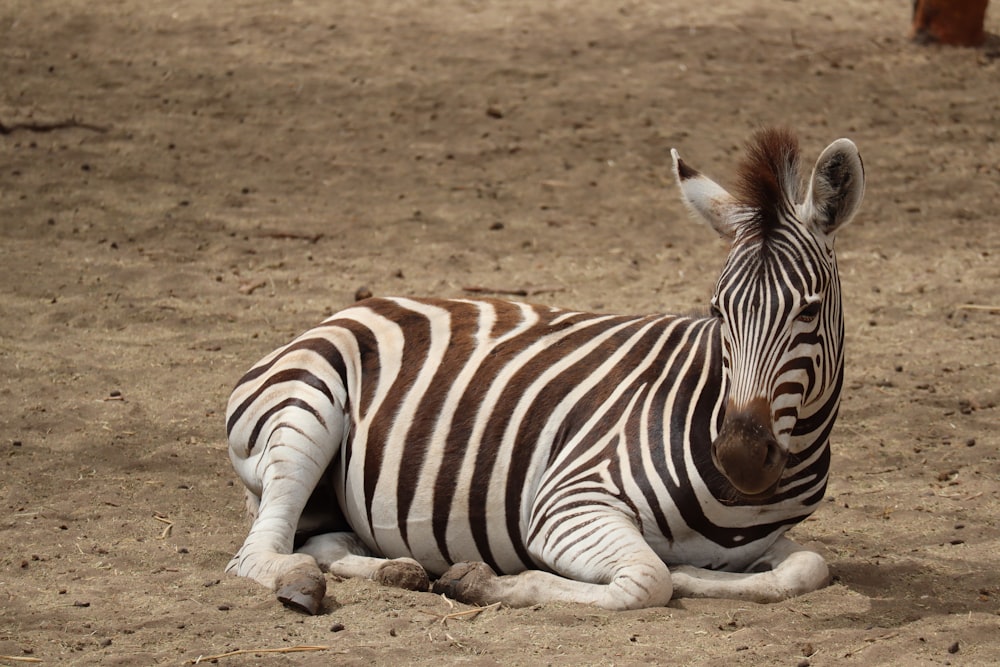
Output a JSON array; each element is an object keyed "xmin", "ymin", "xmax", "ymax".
[{"xmin": 912, "ymin": 0, "xmax": 989, "ymax": 46}]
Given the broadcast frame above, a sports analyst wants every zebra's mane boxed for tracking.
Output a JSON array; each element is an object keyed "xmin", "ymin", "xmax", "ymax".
[{"xmin": 734, "ymin": 127, "xmax": 802, "ymax": 244}]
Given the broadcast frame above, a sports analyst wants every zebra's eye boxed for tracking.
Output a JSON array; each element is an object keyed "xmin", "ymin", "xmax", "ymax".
[
  {"xmin": 710, "ymin": 303, "xmax": 724, "ymax": 320},
  {"xmin": 796, "ymin": 301, "xmax": 822, "ymax": 323}
]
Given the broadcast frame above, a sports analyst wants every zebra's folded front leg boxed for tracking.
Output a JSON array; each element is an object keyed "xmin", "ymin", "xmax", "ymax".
[
  {"xmin": 227, "ymin": 424, "xmax": 338, "ymax": 615},
  {"xmin": 433, "ymin": 557, "xmax": 673, "ymax": 611},
  {"xmin": 669, "ymin": 536, "xmax": 829, "ymax": 603},
  {"xmin": 434, "ymin": 513, "xmax": 675, "ymax": 610}
]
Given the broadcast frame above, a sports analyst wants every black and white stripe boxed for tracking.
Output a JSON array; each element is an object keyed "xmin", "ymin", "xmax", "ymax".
[{"xmin": 225, "ymin": 128, "xmax": 865, "ymax": 612}]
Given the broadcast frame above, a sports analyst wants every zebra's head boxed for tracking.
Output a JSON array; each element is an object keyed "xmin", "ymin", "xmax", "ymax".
[{"xmin": 671, "ymin": 129, "xmax": 865, "ymax": 500}]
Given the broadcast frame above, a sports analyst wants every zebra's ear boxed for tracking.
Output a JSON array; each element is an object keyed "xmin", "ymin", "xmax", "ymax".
[
  {"xmin": 672, "ymin": 148, "xmax": 741, "ymax": 240},
  {"xmin": 804, "ymin": 138, "xmax": 865, "ymax": 236}
]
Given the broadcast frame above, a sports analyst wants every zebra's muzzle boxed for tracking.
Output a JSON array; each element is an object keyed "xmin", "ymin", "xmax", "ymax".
[{"xmin": 711, "ymin": 398, "xmax": 787, "ymax": 499}]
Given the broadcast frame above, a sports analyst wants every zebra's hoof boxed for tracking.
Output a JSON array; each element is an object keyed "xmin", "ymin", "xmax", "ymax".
[
  {"xmin": 275, "ymin": 566, "xmax": 328, "ymax": 615},
  {"xmin": 375, "ymin": 558, "xmax": 430, "ymax": 592},
  {"xmin": 432, "ymin": 561, "xmax": 497, "ymax": 605}
]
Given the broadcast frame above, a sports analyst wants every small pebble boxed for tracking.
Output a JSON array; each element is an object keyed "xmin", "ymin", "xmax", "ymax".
[
  {"xmin": 948, "ymin": 641, "xmax": 960, "ymax": 654},
  {"xmin": 330, "ymin": 623, "xmax": 345, "ymax": 632}
]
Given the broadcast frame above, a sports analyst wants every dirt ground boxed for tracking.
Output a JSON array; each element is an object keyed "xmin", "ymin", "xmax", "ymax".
[{"xmin": 1, "ymin": 0, "xmax": 999, "ymax": 664}]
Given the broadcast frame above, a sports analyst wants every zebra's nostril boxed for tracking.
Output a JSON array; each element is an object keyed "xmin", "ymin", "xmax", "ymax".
[{"xmin": 764, "ymin": 440, "xmax": 782, "ymax": 469}]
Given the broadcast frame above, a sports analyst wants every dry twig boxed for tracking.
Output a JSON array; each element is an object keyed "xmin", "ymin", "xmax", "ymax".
[
  {"xmin": 418, "ymin": 601, "xmax": 501, "ymax": 625},
  {"xmin": 462, "ymin": 285, "xmax": 565, "ymax": 297},
  {"xmin": 843, "ymin": 631, "xmax": 899, "ymax": 658},
  {"xmin": 0, "ymin": 657, "xmax": 43, "ymax": 664},
  {"xmin": 152, "ymin": 513, "xmax": 173, "ymax": 539},
  {"xmin": 186, "ymin": 645, "xmax": 340, "ymax": 664},
  {"xmin": 238, "ymin": 279, "xmax": 267, "ymax": 295},
  {"xmin": 0, "ymin": 117, "xmax": 109, "ymax": 135},
  {"xmin": 257, "ymin": 231, "xmax": 324, "ymax": 244}
]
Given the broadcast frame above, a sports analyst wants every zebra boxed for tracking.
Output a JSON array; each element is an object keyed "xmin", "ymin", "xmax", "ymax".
[{"xmin": 225, "ymin": 128, "xmax": 865, "ymax": 614}]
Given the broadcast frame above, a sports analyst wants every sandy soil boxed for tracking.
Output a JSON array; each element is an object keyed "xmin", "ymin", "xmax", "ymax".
[{"xmin": 1, "ymin": 0, "xmax": 999, "ymax": 664}]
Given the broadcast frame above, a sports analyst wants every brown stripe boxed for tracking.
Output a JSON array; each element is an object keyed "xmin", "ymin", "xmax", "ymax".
[
  {"xmin": 393, "ymin": 299, "xmax": 481, "ymax": 551},
  {"xmin": 358, "ymin": 299, "xmax": 435, "ymax": 548}
]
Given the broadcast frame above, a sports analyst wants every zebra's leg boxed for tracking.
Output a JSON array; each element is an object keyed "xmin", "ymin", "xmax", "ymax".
[
  {"xmin": 434, "ymin": 513, "xmax": 673, "ymax": 610},
  {"xmin": 227, "ymin": 417, "xmax": 343, "ymax": 615},
  {"xmin": 297, "ymin": 532, "xmax": 430, "ymax": 592},
  {"xmin": 668, "ymin": 536, "xmax": 829, "ymax": 603}
]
